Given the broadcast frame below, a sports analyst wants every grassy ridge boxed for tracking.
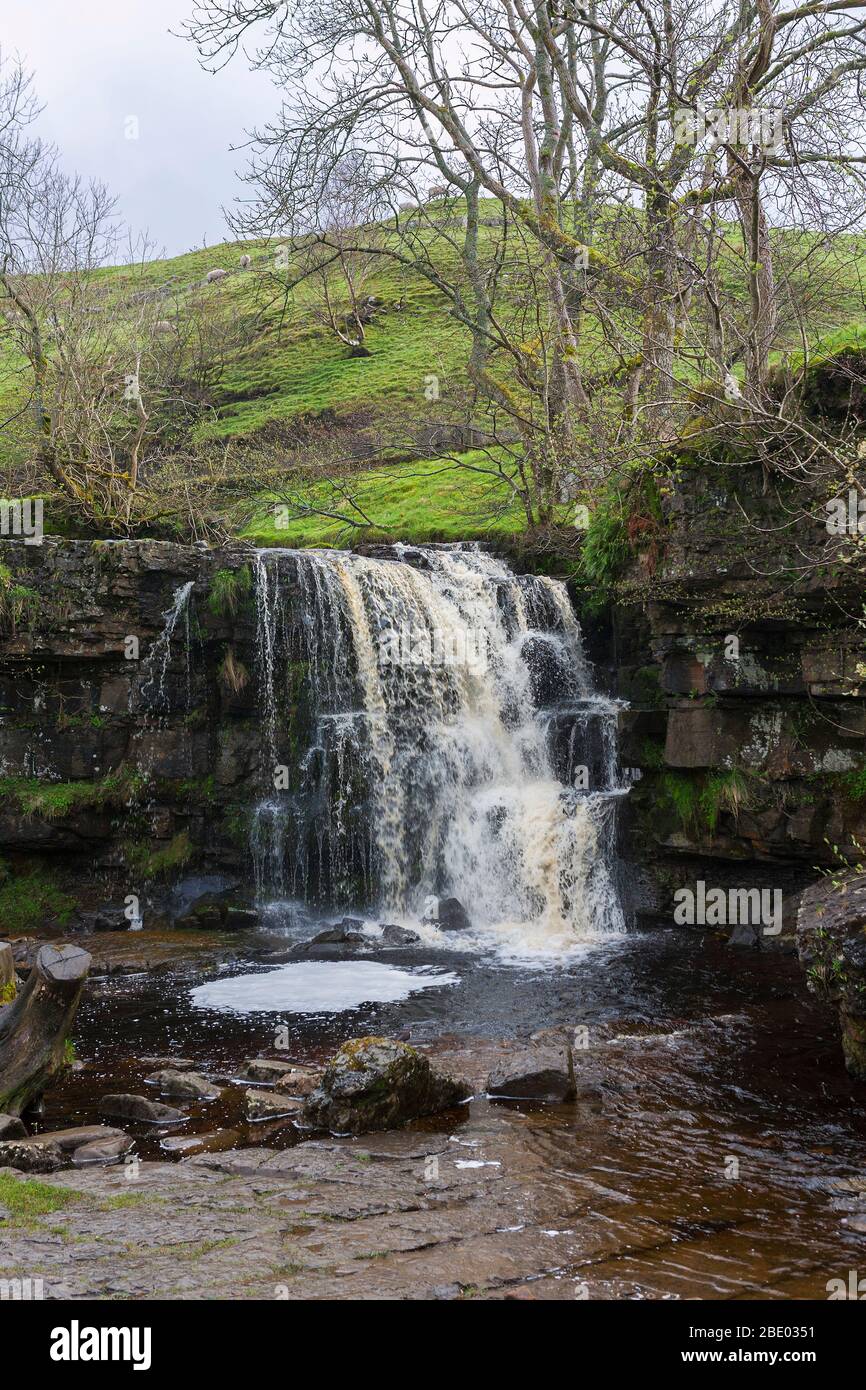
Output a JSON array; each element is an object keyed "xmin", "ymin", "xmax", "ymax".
[{"xmin": 1, "ymin": 211, "xmax": 865, "ymax": 547}]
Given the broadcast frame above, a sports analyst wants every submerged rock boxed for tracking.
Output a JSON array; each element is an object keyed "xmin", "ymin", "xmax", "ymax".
[
  {"xmin": 100, "ymin": 1093, "xmax": 185, "ymax": 1125},
  {"xmin": 73, "ymin": 1134, "xmax": 134, "ymax": 1166},
  {"xmin": 145, "ymin": 1069, "xmax": 221, "ymax": 1102},
  {"xmin": 244, "ymin": 1089, "xmax": 301, "ymax": 1122},
  {"xmin": 239, "ymin": 1059, "xmax": 320, "ymax": 1095},
  {"xmin": 159, "ymin": 1129, "xmax": 239, "ymax": 1156},
  {"xmin": 487, "ymin": 1039, "xmax": 577, "ymax": 1102},
  {"xmin": 381, "ymin": 924, "xmax": 420, "ymax": 946},
  {"xmin": 302, "ymin": 1037, "xmax": 471, "ymax": 1135}
]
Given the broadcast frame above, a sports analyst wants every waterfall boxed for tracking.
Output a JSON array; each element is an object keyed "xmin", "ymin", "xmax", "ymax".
[
  {"xmin": 250, "ymin": 544, "xmax": 626, "ymax": 952},
  {"xmin": 137, "ymin": 580, "xmax": 194, "ymax": 715}
]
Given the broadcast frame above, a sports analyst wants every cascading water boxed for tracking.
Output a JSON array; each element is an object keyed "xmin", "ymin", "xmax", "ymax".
[
  {"xmin": 136, "ymin": 580, "xmax": 194, "ymax": 715},
  {"xmin": 250, "ymin": 544, "xmax": 626, "ymax": 954}
]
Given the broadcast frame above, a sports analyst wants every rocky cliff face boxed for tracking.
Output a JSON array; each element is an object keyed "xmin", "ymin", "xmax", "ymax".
[
  {"xmin": 0, "ymin": 539, "xmax": 267, "ymax": 931},
  {"xmin": 606, "ymin": 459, "xmax": 866, "ymax": 954},
  {"xmin": 797, "ymin": 872, "xmax": 866, "ymax": 1080}
]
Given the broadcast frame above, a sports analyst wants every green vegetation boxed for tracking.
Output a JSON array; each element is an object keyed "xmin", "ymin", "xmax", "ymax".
[
  {"xmin": 242, "ymin": 452, "xmax": 525, "ymax": 548},
  {"xmin": 644, "ymin": 766, "xmax": 755, "ymax": 837},
  {"xmin": 699, "ymin": 769, "xmax": 753, "ymax": 835},
  {"xmin": 0, "ymin": 563, "xmax": 38, "ymax": 637},
  {"xmin": 208, "ymin": 563, "xmax": 252, "ymax": 618},
  {"xmin": 0, "ymin": 858, "xmax": 75, "ymax": 933},
  {"xmin": 0, "ymin": 1173, "xmax": 80, "ymax": 1219},
  {"xmin": 123, "ymin": 829, "xmax": 193, "ymax": 881},
  {"xmin": 0, "ymin": 770, "xmax": 139, "ymax": 821}
]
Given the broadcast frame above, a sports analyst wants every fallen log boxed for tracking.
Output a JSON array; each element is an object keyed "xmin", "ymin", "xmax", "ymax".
[{"xmin": 0, "ymin": 944, "xmax": 91, "ymax": 1115}]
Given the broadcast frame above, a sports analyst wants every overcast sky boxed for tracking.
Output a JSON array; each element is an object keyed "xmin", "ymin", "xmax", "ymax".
[{"xmin": 3, "ymin": 0, "xmax": 279, "ymax": 256}]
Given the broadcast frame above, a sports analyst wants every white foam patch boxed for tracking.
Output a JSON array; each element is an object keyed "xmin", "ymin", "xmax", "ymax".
[{"xmin": 189, "ymin": 960, "xmax": 459, "ymax": 1015}]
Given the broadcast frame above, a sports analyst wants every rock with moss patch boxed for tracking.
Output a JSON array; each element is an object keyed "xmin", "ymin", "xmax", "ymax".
[{"xmin": 302, "ymin": 1036, "xmax": 470, "ymax": 1135}]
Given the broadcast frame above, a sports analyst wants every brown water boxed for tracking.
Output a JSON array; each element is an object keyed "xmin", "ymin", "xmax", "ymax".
[{"xmin": 35, "ymin": 925, "xmax": 866, "ymax": 1298}]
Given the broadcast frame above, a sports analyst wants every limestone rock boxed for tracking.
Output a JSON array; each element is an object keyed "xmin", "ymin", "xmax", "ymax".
[
  {"xmin": 244, "ymin": 1089, "xmax": 301, "ymax": 1122},
  {"xmin": 101, "ymin": 1093, "xmax": 185, "ymax": 1125},
  {"xmin": 145, "ymin": 1069, "xmax": 221, "ymax": 1101},
  {"xmin": 302, "ymin": 1037, "xmax": 471, "ymax": 1135}
]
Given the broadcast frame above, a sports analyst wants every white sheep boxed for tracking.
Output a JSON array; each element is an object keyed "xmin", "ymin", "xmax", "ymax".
[
  {"xmin": 155, "ymin": 320, "xmax": 173, "ymax": 334},
  {"xmin": 205, "ymin": 268, "xmax": 228, "ymax": 284},
  {"xmin": 239, "ymin": 254, "xmax": 251, "ymax": 269}
]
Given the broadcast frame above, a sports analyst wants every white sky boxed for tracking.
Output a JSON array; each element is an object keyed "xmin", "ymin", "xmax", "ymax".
[{"xmin": 2, "ymin": 0, "xmax": 279, "ymax": 256}]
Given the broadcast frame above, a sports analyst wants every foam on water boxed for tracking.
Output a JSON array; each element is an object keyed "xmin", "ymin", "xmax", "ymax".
[{"xmin": 190, "ymin": 960, "xmax": 460, "ymax": 1015}]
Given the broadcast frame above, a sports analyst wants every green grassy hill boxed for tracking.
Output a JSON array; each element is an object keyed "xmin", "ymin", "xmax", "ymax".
[{"xmin": 1, "ymin": 210, "xmax": 864, "ymax": 549}]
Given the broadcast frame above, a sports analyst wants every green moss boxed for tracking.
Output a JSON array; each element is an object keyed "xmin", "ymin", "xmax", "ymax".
[
  {"xmin": 659, "ymin": 771, "xmax": 701, "ymax": 833},
  {"xmin": 122, "ymin": 830, "xmax": 193, "ymax": 881},
  {"xmin": 840, "ymin": 767, "xmax": 866, "ymax": 802},
  {"xmin": 639, "ymin": 737, "xmax": 666, "ymax": 769},
  {"xmin": 0, "ymin": 860, "xmax": 75, "ymax": 933},
  {"xmin": 0, "ymin": 979, "xmax": 16, "ymax": 1004},
  {"xmin": 0, "ymin": 771, "xmax": 138, "ymax": 821}
]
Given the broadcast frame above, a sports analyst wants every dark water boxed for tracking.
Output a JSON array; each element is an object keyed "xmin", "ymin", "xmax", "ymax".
[
  {"xmin": 41, "ymin": 924, "xmax": 866, "ymax": 1144},
  {"xmin": 34, "ymin": 923, "xmax": 866, "ymax": 1295}
]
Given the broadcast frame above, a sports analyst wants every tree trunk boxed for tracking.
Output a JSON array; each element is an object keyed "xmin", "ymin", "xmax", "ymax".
[{"xmin": 0, "ymin": 944, "xmax": 91, "ymax": 1115}]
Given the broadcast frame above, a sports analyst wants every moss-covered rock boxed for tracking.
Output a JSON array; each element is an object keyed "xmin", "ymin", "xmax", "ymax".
[{"xmin": 302, "ymin": 1036, "xmax": 471, "ymax": 1135}]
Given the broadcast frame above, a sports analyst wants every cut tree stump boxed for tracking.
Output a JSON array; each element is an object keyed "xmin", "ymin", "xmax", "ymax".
[{"xmin": 0, "ymin": 944, "xmax": 91, "ymax": 1116}]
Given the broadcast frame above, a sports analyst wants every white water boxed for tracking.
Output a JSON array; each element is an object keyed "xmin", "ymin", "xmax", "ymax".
[
  {"xmin": 190, "ymin": 961, "xmax": 459, "ymax": 1014},
  {"xmin": 251, "ymin": 544, "xmax": 626, "ymax": 956}
]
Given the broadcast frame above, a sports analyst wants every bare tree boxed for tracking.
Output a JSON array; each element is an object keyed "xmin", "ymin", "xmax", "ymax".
[{"xmin": 184, "ymin": 0, "xmax": 866, "ymax": 527}]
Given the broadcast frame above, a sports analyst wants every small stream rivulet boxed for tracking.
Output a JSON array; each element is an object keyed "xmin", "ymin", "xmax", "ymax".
[{"xmin": 37, "ymin": 544, "xmax": 866, "ymax": 1296}]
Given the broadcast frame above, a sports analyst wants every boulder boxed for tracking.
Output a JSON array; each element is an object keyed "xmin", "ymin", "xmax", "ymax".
[
  {"xmin": 0, "ymin": 1113, "xmax": 26, "ymax": 1140},
  {"xmin": 100, "ymin": 1093, "xmax": 185, "ymax": 1125},
  {"xmin": 437, "ymin": 898, "xmax": 472, "ymax": 932},
  {"xmin": 0, "ymin": 1139, "xmax": 66, "ymax": 1172},
  {"xmin": 487, "ymin": 1040, "xmax": 577, "ymax": 1102},
  {"xmin": 244, "ymin": 1089, "xmax": 301, "ymax": 1122},
  {"xmin": 381, "ymin": 924, "xmax": 420, "ymax": 946},
  {"xmin": 308, "ymin": 925, "xmax": 365, "ymax": 946},
  {"xmin": 28, "ymin": 1124, "xmax": 127, "ymax": 1153},
  {"xmin": 239, "ymin": 1057, "xmax": 298, "ymax": 1083},
  {"xmin": 239, "ymin": 1059, "xmax": 319, "ymax": 1097},
  {"xmin": 93, "ymin": 903, "xmax": 133, "ymax": 932},
  {"xmin": 72, "ymin": 1135, "xmax": 134, "ymax": 1166},
  {"xmin": 302, "ymin": 1037, "xmax": 471, "ymax": 1135},
  {"xmin": 145, "ymin": 1069, "xmax": 220, "ymax": 1101}
]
